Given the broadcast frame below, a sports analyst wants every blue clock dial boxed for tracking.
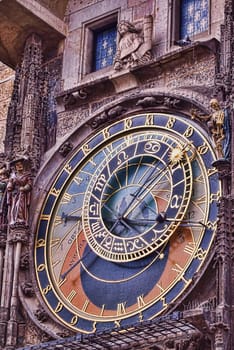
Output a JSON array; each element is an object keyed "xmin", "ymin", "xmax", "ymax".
[{"xmin": 35, "ymin": 113, "xmax": 220, "ymax": 333}]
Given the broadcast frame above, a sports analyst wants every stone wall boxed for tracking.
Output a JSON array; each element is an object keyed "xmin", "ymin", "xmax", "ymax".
[{"xmin": 0, "ymin": 62, "xmax": 14, "ymax": 152}]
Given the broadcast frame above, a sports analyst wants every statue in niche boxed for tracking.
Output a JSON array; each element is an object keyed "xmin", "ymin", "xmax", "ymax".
[
  {"xmin": 191, "ymin": 99, "xmax": 230, "ymax": 160},
  {"xmin": 7, "ymin": 156, "xmax": 32, "ymax": 228},
  {"xmin": 208, "ymin": 99, "xmax": 225, "ymax": 159},
  {"xmin": 0, "ymin": 161, "xmax": 9, "ymax": 233},
  {"xmin": 114, "ymin": 16, "xmax": 153, "ymax": 70}
]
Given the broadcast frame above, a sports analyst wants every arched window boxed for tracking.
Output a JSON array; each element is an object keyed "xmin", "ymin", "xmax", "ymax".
[{"xmin": 180, "ymin": 0, "xmax": 208, "ymax": 39}]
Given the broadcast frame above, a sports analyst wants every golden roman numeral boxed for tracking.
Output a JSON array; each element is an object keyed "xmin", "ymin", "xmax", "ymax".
[
  {"xmin": 117, "ymin": 302, "xmax": 127, "ymax": 316},
  {"xmin": 58, "ymin": 278, "xmax": 66, "ymax": 287},
  {"xmin": 61, "ymin": 193, "xmax": 72, "ymax": 204},
  {"xmin": 172, "ymin": 263, "xmax": 191, "ymax": 284},
  {"xmin": 41, "ymin": 214, "xmax": 50, "ymax": 220},
  {"xmin": 67, "ymin": 290, "xmax": 77, "ymax": 302},
  {"xmin": 137, "ymin": 295, "xmax": 146, "ymax": 308},
  {"xmin": 73, "ymin": 175, "xmax": 83, "ymax": 185},
  {"xmin": 100, "ymin": 304, "xmax": 105, "ymax": 316},
  {"xmin": 50, "ymin": 238, "xmax": 61, "ymax": 248},
  {"xmin": 184, "ymin": 242, "xmax": 195, "ymax": 256},
  {"xmin": 53, "ymin": 216, "xmax": 62, "ymax": 226},
  {"xmin": 82, "ymin": 300, "xmax": 89, "ymax": 312}
]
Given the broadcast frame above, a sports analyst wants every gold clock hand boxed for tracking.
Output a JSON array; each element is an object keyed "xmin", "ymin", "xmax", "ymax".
[
  {"xmin": 123, "ymin": 169, "xmax": 168, "ymax": 219},
  {"xmin": 102, "ymin": 203, "xmax": 142, "ymax": 235},
  {"xmin": 61, "ymin": 212, "xmax": 81, "ymax": 223}
]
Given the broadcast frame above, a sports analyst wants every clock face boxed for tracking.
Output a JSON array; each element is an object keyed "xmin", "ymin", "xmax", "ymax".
[{"xmin": 35, "ymin": 113, "xmax": 220, "ymax": 334}]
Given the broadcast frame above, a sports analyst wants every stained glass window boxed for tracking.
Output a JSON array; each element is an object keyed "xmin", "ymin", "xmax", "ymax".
[
  {"xmin": 93, "ymin": 25, "xmax": 117, "ymax": 71},
  {"xmin": 180, "ymin": 0, "xmax": 208, "ymax": 39}
]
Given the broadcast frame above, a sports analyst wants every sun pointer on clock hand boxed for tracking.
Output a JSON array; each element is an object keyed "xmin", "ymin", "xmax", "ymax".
[{"xmin": 121, "ymin": 145, "xmax": 188, "ymax": 220}]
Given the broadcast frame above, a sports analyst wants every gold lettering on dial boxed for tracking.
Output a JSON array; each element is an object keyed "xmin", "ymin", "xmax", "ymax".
[
  {"xmin": 36, "ymin": 239, "xmax": 45, "ymax": 248},
  {"xmin": 117, "ymin": 150, "xmax": 128, "ymax": 165},
  {"xmin": 82, "ymin": 144, "xmax": 90, "ymax": 155},
  {"xmin": 183, "ymin": 126, "xmax": 194, "ymax": 138},
  {"xmin": 94, "ymin": 174, "xmax": 106, "ymax": 192},
  {"xmin": 103, "ymin": 127, "xmax": 110, "ymax": 139},
  {"xmin": 55, "ymin": 301, "xmax": 63, "ymax": 313},
  {"xmin": 71, "ymin": 314, "xmax": 78, "ymax": 325},
  {"xmin": 184, "ymin": 242, "xmax": 195, "ymax": 256},
  {"xmin": 137, "ymin": 295, "xmax": 146, "ymax": 308},
  {"xmin": 124, "ymin": 118, "xmax": 132, "ymax": 129},
  {"xmin": 145, "ymin": 114, "xmax": 154, "ymax": 125},
  {"xmin": 37, "ymin": 264, "xmax": 45, "ymax": 272},
  {"xmin": 166, "ymin": 117, "xmax": 176, "ymax": 129},
  {"xmin": 67, "ymin": 290, "xmax": 77, "ymax": 302},
  {"xmin": 82, "ymin": 300, "xmax": 89, "ymax": 312},
  {"xmin": 117, "ymin": 302, "xmax": 127, "ymax": 316}
]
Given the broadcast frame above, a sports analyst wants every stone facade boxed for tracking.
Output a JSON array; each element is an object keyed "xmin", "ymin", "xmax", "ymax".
[
  {"xmin": 0, "ymin": 63, "xmax": 14, "ymax": 153},
  {"xmin": 0, "ymin": 0, "xmax": 233, "ymax": 349}
]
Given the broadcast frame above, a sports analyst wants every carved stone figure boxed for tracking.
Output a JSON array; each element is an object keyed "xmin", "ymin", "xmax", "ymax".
[
  {"xmin": 208, "ymin": 99, "xmax": 225, "ymax": 158},
  {"xmin": 0, "ymin": 163, "xmax": 9, "ymax": 232},
  {"xmin": 7, "ymin": 157, "xmax": 32, "ymax": 228},
  {"xmin": 114, "ymin": 16, "xmax": 152, "ymax": 70}
]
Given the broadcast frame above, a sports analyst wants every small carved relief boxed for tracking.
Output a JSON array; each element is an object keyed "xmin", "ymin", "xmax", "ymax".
[
  {"xmin": 20, "ymin": 251, "xmax": 30, "ymax": 270},
  {"xmin": 21, "ymin": 282, "xmax": 34, "ymax": 297},
  {"xmin": 89, "ymin": 111, "xmax": 108, "ymax": 129},
  {"xmin": 114, "ymin": 16, "xmax": 153, "ymax": 70},
  {"xmin": 136, "ymin": 96, "xmax": 158, "ymax": 107},
  {"xmin": 89, "ymin": 104, "xmax": 126, "ymax": 129},
  {"xmin": 208, "ymin": 99, "xmax": 225, "ymax": 159},
  {"xmin": 58, "ymin": 141, "xmax": 74, "ymax": 157},
  {"xmin": 63, "ymin": 89, "xmax": 88, "ymax": 108},
  {"xmin": 163, "ymin": 96, "xmax": 181, "ymax": 108},
  {"xmin": 107, "ymin": 105, "xmax": 126, "ymax": 119},
  {"xmin": 190, "ymin": 99, "xmax": 230, "ymax": 160},
  {"xmin": 35, "ymin": 307, "xmax": 49, "ymax": 323}
]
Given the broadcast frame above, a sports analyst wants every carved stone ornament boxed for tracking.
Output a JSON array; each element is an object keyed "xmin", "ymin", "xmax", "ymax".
[
  {"xmin": 20, "ymin": 251, "xmax": 30, "ymax": 270},
  {"xmin": 190, "ymin": 99, "xmax": 230, "ymax": 160},
  {"xmin": 34, "ymin": 307, "xmax": 49, "ymax": 323},
  {"xmin": 21, "ymin": 282, "xmax": 35, "ymax": 297},
  {"xmin": 63, "ymin": 89, "xmax": 88, "ymax": 107},
  {"xmin": 114, "ymin": 16, "xmax": 153, "ymax": 70},
  {"xmin": 89, "ymin": 104, "xmax": 127, "ymax": 129},
  {"xmin": 58, "ymin": 141, "xmax": 74, "ymax": 157}
]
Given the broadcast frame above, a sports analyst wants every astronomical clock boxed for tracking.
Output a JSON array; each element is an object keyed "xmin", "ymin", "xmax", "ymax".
[{"xmin": 34, "ymin": 112, "xmax": 220, "ymax": 334}]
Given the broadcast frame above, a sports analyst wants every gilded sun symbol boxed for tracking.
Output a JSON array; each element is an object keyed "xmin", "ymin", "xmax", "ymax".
[{"xmin": 169, "ymin": 147, "xmax": 184, "ymax": 163}]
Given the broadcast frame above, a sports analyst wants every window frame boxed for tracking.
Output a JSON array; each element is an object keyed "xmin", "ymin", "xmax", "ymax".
[
  {"xmin": 81, "ymin": 12, "xmax": 118, "ymax": 77},
  {"xmin": 171, "ymin": 0, "xmax": 211, "ymax": 45}
]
